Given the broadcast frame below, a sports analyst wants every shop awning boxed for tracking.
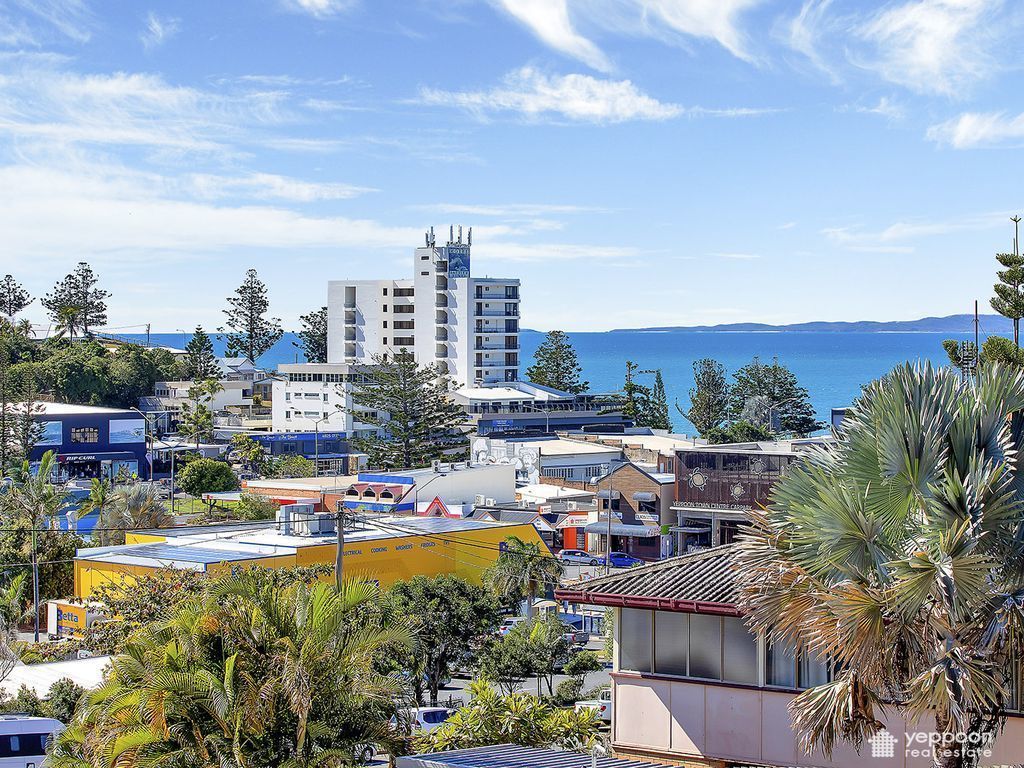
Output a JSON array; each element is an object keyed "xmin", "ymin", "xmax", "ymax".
[
  {"xmin": 58, "ymin": 452, "xmax": 137, "ymax": 463},
  {"xmin": 671, "ymin": 525, "xmax": 712, "ymax": 534},
  {"xmin": 595, "ymin": 489, "xmax": 620, "ymax": 500},
  {"xmin": 632, "ymin": 491, "xmax": 657, "ymax": 502},
  {"xmin": 584, "ymin": 521, "xmax": 660, "ymax": 537}
]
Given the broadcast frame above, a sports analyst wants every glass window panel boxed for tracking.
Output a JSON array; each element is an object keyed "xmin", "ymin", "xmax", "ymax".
[
  {"xmin": 654, "ymin": 612, "xmax": 688, "ymax": 676},
  {"xmin": 619, "ymin": 608, "xmax": 653, "ymax": 672},
  {"xmin": 766, "ymin": 642, "xmax": 797, "ymax": 688},
  {"xmin": 799, "ymin": 652, "xmax": 831, "ymax": 688},
  {"xmin": 722, "ymin": 617, "xmax": 758, "ymax": 684},
  {"xmin": 688, "ymin": 614, "xmax": 722, "ymax": 680}
]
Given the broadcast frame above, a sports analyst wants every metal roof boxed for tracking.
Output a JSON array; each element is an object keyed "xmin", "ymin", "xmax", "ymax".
[
  {"xmin": 582, "ymin": 522, "xmax": 659, "ymax": 537},
  {"xmin": 83, "ymin": 542, "xmax": 271, "ymax": 567},
  {"xmin": 397, "ymin": 745, "xmax": 665, "ymax": 768},
  {"xmin": 556, "ymin": 544, "xmax": 741, "ymax": 616}
]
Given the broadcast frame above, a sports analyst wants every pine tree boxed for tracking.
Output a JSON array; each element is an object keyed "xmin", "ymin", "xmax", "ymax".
[
  {"xmin": 729, "ymin": 356, "xmax": 821, "ymax": 437},
  {"xmin": 0, "ymin": 335, "xmax": 42, "ymax": 470},
  {"xmin": 42, "ymin": 263, "xmax": 109, "ymax": 335},
  {"xmin": 177, "ymin": 379, "xmax": 223, "ymax": 449},
  {"xmin": 343, "ymin": 352, "xmax": 467, "ymax": 470},
  {"xmin": 679, "ymin": 358, "xmax": 730, "ymax": 436},
  {"xmin": 0, "ymin": 276, "xmax": 31, "ymax": 318},
  {"xmin": 525, "ymin": 330, "xmax": 588, "ymax": 393},
  {"xmin": 991, "ymin": 251, "xmax": 1024, "ymax": 347},
  {"xmin": 647, "ymin": 370, "xmax": 672, "ymax": 430},
  {"xmin": 182, "ymin": 326, "xmax": 219, "ymax": 380},
  {"xmin": 621, "ymin": 360, "xmax": 653, "ymax": 426},
  {"xmin": 295, "ymin": 306, "xmax": 328, "ymax": 363},
  {"xmin": 220, "ymin": 269, "xmax": 283, "ymax": 362}
]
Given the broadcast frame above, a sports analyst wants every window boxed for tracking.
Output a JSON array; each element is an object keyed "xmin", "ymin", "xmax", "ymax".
[
  {"xmin": 382, "ymin": 305, "xmax": 388, "ymax": 312},
  {"xmin": 71, "ymin": 427, "xmax": 99, "ymax": 443},
  {"xmin": 688, "ymin": 614, "xmax": 722, "ymax": 680},
  {"xmin": 285, "ymin": 411, "xmax": 292, "ymax": 420},
  {"xmin": 0, "ymin": 732, "xmax": 46, "ymax": 757},
  {"xmin": 654, "ymin": 612, "xmax": 688, "ymax": 676},
  {"xmin": 620, "ymin": 608, "xmax": 653, "ymax": 672},
  {"xmin": 394, "ymin": 287, "xmax": 415, "ymax": 297},
  {"xmin": 541, "ymin": 467, "xmax": 574, "ymax": 480},
  {"xmin": 383, "ymin": 337, "xmax": 388, "ymax": 345},
  {"xmin": 421, "ymin": 271, "xmax": 429, "ymax": 276},
  {"xmin": 766, "ymin": 642, "xmax": 797, "ymax": 688},
  {"xmin": 285, "ymin": 392, "xmax": 291, "ymax": 401},
  {"xmin": 382, "ymin": 287, "xmax": 388, "ymax": 295},
  {"xmin": 323, "ymin": 393, "xmax": 328, "ymax": 402},
  {"xmin": 383, "ymin": 321, "xmax": 388, "ymax": 328},
  {"xmin": 393, "ymin": 305, "xmax": 414, "ymax": 314},
  {"xmin": 723, "ymin": 616, "xmax": 758, "ymax": 684}
]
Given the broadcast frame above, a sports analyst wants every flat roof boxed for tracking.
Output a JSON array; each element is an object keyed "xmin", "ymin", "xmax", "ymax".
[
  {"xmin": 572, "ymin": 432, "xmax": 704, "ymax": 452},
  {"xmin": 398, "ymin": 745, "xmax": 664, "ymax": 768},
  {"xmin": 86, "ymin": 515, "xmax": 523, "ymax": 568},
  {"xmin": 496, "ymin": 437, "xmax": 620, "ymax": 456},
  {"xmin": 516, "ymin": 483, "xmax": 595, "ymax": 500},
  {"xmin": 244, "ymin": 476, "xmax": 359, "ymax": 491},
  {"xmin": 34, "ymin": 402, "xmax": 132, "ymax": 415}
]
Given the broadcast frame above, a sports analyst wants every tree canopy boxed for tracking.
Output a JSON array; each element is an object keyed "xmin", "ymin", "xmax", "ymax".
[
  {"xmin": 41, "ymin": 262, "xmax": 109, "ymax": 337},
  {"xmin": 296, "ymin": 306, "xmax": 328, "ymax": 364},
  {"xmin": 343, "ymin": 352, "xmax": 466, "ymax": 469},
  {"xmin": 680, "ymin": 358, "xmax": 730, "ymax": 436},
  {"xmin": 176, "ymin": 457, "xmax": 237, "ymax": 497},
  {"xmin": 182, "ymin": 325, "xmax": 219, "ymax": 380},
  {"xmin": 525, "ymin": 330, "xmax": 588, "ymax": 394},
  {"xmin": 737, "ymin": 363, "xmax": 1024, "ymax": 764},
  {"xmin": 0, "ymin": 276, "xmax": 31, "ymax": 318},
  {"xmin": 221, "ymin": 268, "xmax": 283, "ymax": 362}
]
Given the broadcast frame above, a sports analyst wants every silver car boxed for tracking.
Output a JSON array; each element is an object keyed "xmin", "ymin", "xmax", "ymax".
[{"xmin": 558, "ymin": 549, "xmax": 601, "ymax": 566}]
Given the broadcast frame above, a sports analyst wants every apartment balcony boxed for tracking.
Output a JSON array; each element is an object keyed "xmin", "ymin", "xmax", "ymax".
[
  {"xmin": 435, "ymin": 294, "xmax": 448, "ymax": 308},
  {"xmin": 435, "ymin": 329, "xmax": 448, "ymax": 341},
  {"xmin": 473, "ymin": 308, "xmax": 519, "ymax": 318},
  {"xmin": 436, "ymin": 310, "xmax": 450, "ymax": 325},
  {"xmin": 435, "ymin": 276, "xmax": 448, "ymax": 290},
  {"xmin": 344, "ymin": 329, "xmax": 357, "ymax": 341},
  {"xmin": 344, "ymin": 309, "xmax": 356, "ymax": 324},
  {"xmin": 435, "ymin": 260, "xmax": 448, "ymax": 272},
  {"xmin": 474, "ymin": 342, "xmax": 519, "ymax": 351},
  {"xmin": 435, "ymin": 344, "xmax": 448, "ymax": 358}
]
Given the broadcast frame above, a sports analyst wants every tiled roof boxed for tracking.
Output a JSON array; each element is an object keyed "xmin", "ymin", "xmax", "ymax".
[{"xmin": 555, "ymin": 544, "xmax": 740, "ymax": 616}]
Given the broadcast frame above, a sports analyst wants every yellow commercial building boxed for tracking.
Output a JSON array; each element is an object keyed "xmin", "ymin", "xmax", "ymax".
[{"xmin": 73, "ymin": 515, "xmax": 547, "ymax": 599}]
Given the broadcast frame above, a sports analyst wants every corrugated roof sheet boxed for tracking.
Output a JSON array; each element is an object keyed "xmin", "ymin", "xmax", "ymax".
[
  {"xmin": 398, "ymin": 745, "xmax": 664, "ymax": 768},
  {"xmin": 556, "ymin": 544, "xmax": 740, "ymax": 613}
]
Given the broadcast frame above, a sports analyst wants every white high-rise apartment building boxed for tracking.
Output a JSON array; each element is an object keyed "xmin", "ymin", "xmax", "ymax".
[{"xmin": 326, "ymin": 227, "xmax": 521, "ymax": 387}]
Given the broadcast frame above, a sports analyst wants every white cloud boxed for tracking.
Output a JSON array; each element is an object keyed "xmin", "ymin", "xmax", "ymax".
[
  {"xmin": 927, "ymin": 111, "xmax": 1024, "ymax": 149},
  {"xmin": 840, "ymin": 95, "xmax": 904, "ymax": 121},
  {"xmin": 633, "ymin": 0, "xmax": 764, "ymax": 63},
  {"xmin": 782, "ymin": 0, "xmax": 839, "ymax": 80},
  {"xmin": 2, "ymin": 0, "xmax": 93, "ymax": 44},
  {"xmin": 416, "ymin": 202, "xmax": 602, "ymax": 216},
  {"xmin": 855, "ymin": 0, "xmax": 1004, "ymax": 96},
  {"xmin": 711, "ymin": 252, "xmax": 760, "ymax": 259},
  {"xmin": 141, "ymin": 12, "xmax": 180, "ymax": 50},
  {"xmin": 496, "ymin": 0, "xmax": 612, "ymax": 72},
  {"xmin": 822, "ymin": 211, "xmax": 1009, "ymax": 252},
  {"xmin": 418, "ymin": 67, "xmax": 682, "ymax": 123},
  {"xmin": 0, "ymin": 64, "xmax": 289, "ymax": 153},
  {"xmin": 282, "ymin": 0, "xmax": 357, "ymax": 18},
  {"xmin": 187, "ymin": 172, "xmax": 376, "ymax": 202}
]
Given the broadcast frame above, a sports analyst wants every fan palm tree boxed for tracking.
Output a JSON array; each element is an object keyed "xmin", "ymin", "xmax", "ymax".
[
  {"xmin": 736, "ymin": 363, "xmax": 1024, "ymax": 768},
  {"xmin": 51, "ymin": 574, "xmax": 411, "ymax": 768},
  {"xmin": 95, "ymin": 484, "xmax": 171, "ymax": 545},
  {"xmin": 485, "ymin": 536, "xmax": 562, "ymax": 619}
]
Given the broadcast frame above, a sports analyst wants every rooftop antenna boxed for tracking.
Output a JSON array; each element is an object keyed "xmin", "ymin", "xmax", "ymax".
[
  {"xmin": 449, "ymin": 225, "xmax": 454, "ymax": 243},
  {"xmin": 429, "ymin": 226, "xmax": 435, "ymax": 247},
  {"xmin": 458, "ymin": 225, "xmax": 463, "ymax": 243},
  {"xmin": 468, "ymin": 227, "xmax": 472, "ymax": 246}
]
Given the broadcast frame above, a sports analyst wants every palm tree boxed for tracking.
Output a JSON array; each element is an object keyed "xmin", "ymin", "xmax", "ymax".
[
  {"xmin": 95, "ymin": 484, "xmax": 171, "ymax": 545},
  {"xmin": 77, "ymin": 478, "xmax": 111, "ymax": 536},
  {"xmin": 53, "ymin": 305, "xmax": 82, "ymax": 342},
  {"xmin": 736, "ymin": 363, "xmax": 1024, "ymax": 768},
  {"xmin": 485, "ymin": 536, "xmax": 562, "ymax": 619},
  {"xmin": 51, "ymin": 574, "xmax": 411, "ymax": 768}
]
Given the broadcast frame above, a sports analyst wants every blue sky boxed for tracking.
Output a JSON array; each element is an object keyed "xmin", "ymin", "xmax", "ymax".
[{"xmin": 2, "ymin": 0, "xmax": 1023, "ymax": 332}]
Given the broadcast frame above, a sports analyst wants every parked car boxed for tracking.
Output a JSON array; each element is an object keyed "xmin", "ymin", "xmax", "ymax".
[
  {"xmin": 561, "ymin": 624, "xmax": 591, "ymax": 645},
  {"xmin": 575, "ymin": 688, "xmax": 613, "ymax": 723},
  {"xmin": 606, "ymin": 552, "xmax": 644, "ymax": 568},
  {"xmin": 497, "ymin": 616, "xmax": 527, "ymax": 636},
  {"xmin": 558, "ymin": 549, "xmax": 601, "ymax": 566},
  {"xmin": 392, "ymin": 707, "xmax": 452, "ymax": 733}
]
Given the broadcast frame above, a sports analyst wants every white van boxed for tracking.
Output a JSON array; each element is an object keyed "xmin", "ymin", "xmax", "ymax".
[{"xmin": 0, "ymin": 715, "xmax": 64, "ymax": 767}]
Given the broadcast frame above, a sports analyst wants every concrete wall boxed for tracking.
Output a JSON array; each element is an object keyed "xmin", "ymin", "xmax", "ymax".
[{"xmin": 612, "ymin": 675, "xmax": 1024, "ymax": 767}]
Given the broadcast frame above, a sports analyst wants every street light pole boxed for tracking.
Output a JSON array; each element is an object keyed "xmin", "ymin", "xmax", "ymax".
[
  {"xmin": 312, "ymin": 413, "xmax": 333, "ymax": 478},
  {"xmin": 130, "ymin": 407, "xmax": 157, "ymax": 481}
]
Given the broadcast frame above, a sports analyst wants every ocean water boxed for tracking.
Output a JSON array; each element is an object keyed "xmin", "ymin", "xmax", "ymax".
[{"xmin": 133, "ymin": 330, "xmax": 988, "ymax": 433}]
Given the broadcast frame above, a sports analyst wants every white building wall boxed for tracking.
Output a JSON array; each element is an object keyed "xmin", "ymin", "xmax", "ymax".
[
  {"xmin": 327, "ymin": 279, "xmax": 414, "ymax": 363},
  {"xmin": 271, "ymin": 364, "xmax": 379, "ymax": 440}
]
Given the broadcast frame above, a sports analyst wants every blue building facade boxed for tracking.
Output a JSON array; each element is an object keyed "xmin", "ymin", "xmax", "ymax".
[
  {"xmin": 32, "ymin": 404, "xmax": 148, "ymax": 482},
  {"xmin": 251, "ymin": 431, "xmax": 361, "ymax": 475}
]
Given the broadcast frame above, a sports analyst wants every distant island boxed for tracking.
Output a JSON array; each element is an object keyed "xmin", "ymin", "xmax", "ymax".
[{"xmin": 608, "ymin": 313, "xmax": 1012, "ymax": 334}]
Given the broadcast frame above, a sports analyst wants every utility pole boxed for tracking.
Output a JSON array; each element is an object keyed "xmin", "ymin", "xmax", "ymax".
[
  {"xmin": 145, "ymin": 323, "xmax": 151, "ymax": 347},
  {"xmin": 334, "ymin": 501, "xmax": 345, "ymax": 590},
  {"xmin": 1013, "ymin": 216, "xmax": 1022, "ymax": 348},
  {"xmin": 31, "ymin": 523, "xmax": 39, "ymax": 642},
  {"xmin": 975, "ymin": 299, "xmax": 980, "ymax": 365}
]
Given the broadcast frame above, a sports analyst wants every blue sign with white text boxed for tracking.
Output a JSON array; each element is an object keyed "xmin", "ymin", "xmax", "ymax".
[{"xmin": 447, "ymin": 244, "xmax": 470, "ymax": 278}]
